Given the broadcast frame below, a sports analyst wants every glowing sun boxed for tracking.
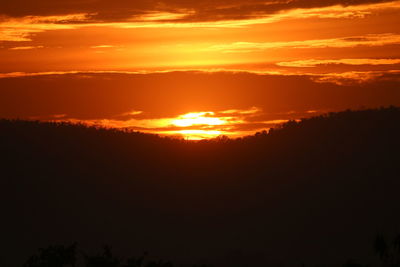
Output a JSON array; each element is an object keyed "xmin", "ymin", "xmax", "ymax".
[
  {"xmin": 170, "ymin": 112, "xmax": 228, "ymax": 140},
  {"xmin": 172, "ymin": 112, "xmax": 226, "ymax": 127}
]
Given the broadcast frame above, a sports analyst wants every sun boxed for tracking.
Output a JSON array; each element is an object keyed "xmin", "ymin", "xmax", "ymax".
[
  {"xmin": 169, "ymin": 112, "xmax": 228, "ymax": 140},
  {"xmin": 172, "ymin": 112, "xmax": 226, "ymax": 127}
]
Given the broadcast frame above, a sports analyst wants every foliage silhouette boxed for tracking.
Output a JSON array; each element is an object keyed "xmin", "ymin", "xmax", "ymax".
[
  {"xmin": 23, "ymin": 243, "xmax": 77, "ymax": 267},
  {"xmin": 23, "ymin": 244, "xmax": 210, "ymax": 267},
  {"xmin": 24, "ymin": 235, "xmax": 400, "ymax": 267},
  {"xmin": 374, "ymin": 234, "xmax": 400, "ymax": 267},
  {"xmin": 84, "ymin": 246, "xmax": 121, "ymax": 267},
  {"xmin": 342, "ymin": 259, "xmax": 367, "ymax": 267}
]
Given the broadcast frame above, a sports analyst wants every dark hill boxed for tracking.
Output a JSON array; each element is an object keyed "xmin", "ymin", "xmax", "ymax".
[{"xmin": 1, "ymin": 107, "xmax": 400, "ymax": 267}]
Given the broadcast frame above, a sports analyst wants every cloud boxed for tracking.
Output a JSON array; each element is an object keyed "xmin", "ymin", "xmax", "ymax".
[
  {"xmin": 312, "ymin": 70, "xmax": 400, "ymax": 84},
  {"xmin": 0, "ymin": 14, "xmax": 90, "ymax": 41},
  {"xmin": 0, "ymin": 69, "xmax": 290, "ymax": 79},
  {"xmin": 90, "ymin": 45, "xmax": 115, "ymax": 49},
  {"xmin": 207, "ymin": 33, "xmax": 400, "ymax": 53},
  {"xmin": 277, "ymin": 58, "xmax": 400, "ymax": 67},
  {"xmin": 1, "ymin": 1, "xmax": 399, "ymax": 43},
  {"xmin": 0, "ymin": 1, "xmax": 399, "ymax": 43},
  {"xmin": 0, "ymin": 0, "xmax": 398, "ymax": 23},
  {"xmin": 220, "ymin": 107, "xmax": 261, "ymax": 115},
  {"xmin": 0, "ymin": 70, "xmax": 151, "ymax": 79},
  {"xmin": 136, "ymin": 11, "xmax": 194, "ymax": 21},
  {"xmin": 51, "ymin": 114, "xmax": 67, "ymax": 118},
  {"xmin": 1, "ymin": 69, "xmax": 400, "ymax": 84},
  {"xmin": 120, "ymin": 110, "xmax": 143, "ymax": 116},
  {"xmin": 9, "ymin": 45, "xmax": 44, "ymax": 50}
]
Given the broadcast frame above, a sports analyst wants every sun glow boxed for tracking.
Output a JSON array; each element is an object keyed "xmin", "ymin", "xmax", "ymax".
[
  {"xmin": 55, "ymin": 107, "xmax": 273, "ymax": 140},
  {"xmin": 172, "ymin": 112, "xmax": 227, "ymax": 127},
  {"xmin": 169, "ymin": 112, "xmax": 228, "ymax": 139},
  {"xmin": 174, "ymin": 130, "xmax": 223, "ymax": 140}
]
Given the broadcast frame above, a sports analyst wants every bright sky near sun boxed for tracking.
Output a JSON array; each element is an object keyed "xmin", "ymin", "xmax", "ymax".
[{"xmin": 1, "ymin": 0, "xmax": 400, "ymax": 139}]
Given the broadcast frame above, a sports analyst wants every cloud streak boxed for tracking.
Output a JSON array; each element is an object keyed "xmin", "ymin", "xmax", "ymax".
[
  {"xmin": 0, "ymin": 14, "xmax": 90, "ymax": 41},
  {"xmin": 208, "ymin": 33, "xmax": 400, "ymax": 53},
  {"xmin": 9, "ymin": 45, "xmax": 44, "ymax": 50},
  {"xmin": 1, "ymin": 69, "xmax": 400, "ymax": 84},
  {"xmin": 1, "ymin": 1, "xmax": 400, "ymax": 42},
  {"xmin": 0, "ymin": 0, "xmax": 398, "ymax": 22},
  {"xmin": 277, "ymin": 58, "xmax": 400, "ymax": 67},
  {"xmin": 311, "ymin": 69, "xmax": 400, "ymax": 84}
]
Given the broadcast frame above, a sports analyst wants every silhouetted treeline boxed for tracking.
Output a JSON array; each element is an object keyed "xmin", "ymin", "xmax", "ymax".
[
  {"xmin": 1, "ymin": 107, "xmax": 400, "ymax": 267},
  {"xmin": 23, "ymin": 243, "xmax": 214, "ymax": 267},
  {"xmin": 21, "ymin": 232, "xmax": 400, "ymax": 267}
]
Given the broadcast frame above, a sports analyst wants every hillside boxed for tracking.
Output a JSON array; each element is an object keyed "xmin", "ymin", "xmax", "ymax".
[{"xmin": 1, "ymin": 107, "xmax": 400, "ymax": 267}]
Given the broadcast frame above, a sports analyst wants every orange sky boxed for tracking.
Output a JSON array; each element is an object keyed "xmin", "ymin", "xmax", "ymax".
[{"xmin": 1, "ymin": 0, "xmax": 400, "ymax": 138}]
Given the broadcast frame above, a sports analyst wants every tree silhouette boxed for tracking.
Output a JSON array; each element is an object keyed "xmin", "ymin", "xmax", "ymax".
[
  {"xmin": 84, "ymin": 246, "xmax": 121, "ymax": 267},
  {"xmin": 123, "ymin": 254, "xmax": 146, "ymax": 267},
  {"xmin": 342, "ymin": 259, "xmax": 366, "ymax": 267},
  {"xmin": 374, "ymin": 234, "xmax": 400, "ymax": 267},
  {"xmin": 23, "ymin": 243, "xmax": 77, "ymax": 267},
  {"xmin": 375, "ymin": 235, "xmax": 389, "ymax": 262}
]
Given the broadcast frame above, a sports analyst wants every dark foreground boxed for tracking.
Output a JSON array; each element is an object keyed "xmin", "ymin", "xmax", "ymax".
[{"xmin": 1, "ymin": 107, "xmax": 400, "ymax": 267}]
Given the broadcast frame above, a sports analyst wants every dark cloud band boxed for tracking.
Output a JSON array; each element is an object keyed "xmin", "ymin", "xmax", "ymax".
[{"xmin": 0, "ymin": 0, "xmax": 394, "ymax": 22}]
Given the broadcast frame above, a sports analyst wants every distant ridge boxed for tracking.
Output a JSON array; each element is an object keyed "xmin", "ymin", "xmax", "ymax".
[{"xmin": 1, "ymin": 106, "xmax": 400, "ymax": 267}]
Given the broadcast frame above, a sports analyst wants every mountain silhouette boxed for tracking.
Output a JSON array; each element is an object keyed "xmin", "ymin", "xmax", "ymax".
[{"xmin": 1, "ymin": 107, "xmax": 400, "ymax": 267}]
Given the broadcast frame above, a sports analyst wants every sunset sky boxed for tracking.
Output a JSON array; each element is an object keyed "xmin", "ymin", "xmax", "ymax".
[{"xmin": 1, "ymin": 0, "xmax": 400, "ymax": 139}]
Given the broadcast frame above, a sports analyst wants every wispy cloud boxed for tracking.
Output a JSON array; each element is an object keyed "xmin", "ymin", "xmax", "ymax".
[
  {"xmin": 0, "ymin": 69, "xmax": 287, "ymax": 79},
  {"xmin": 9, "ymin": 45, "xmax": 44, "ymax": 50},
  {"xmin": 135, "ymin": 11, "xmax": 193, "ymax": 22},
  {"xmin": 0, "ymin": 13, "xmax": 90, "ymax": 41},
  {"xmin": 207, "ymin": 33, "xmax": 400, "ymax": 53},
  {"xmin": 2, "ymin": 69, "xmax": 400, "ymax": 85},
  {"xmin": 106, "ymin": 1, "xmax": 400, "ymax": 28},
  {"xmin": 277, "ymin": 58, "xmax": 400, "ymax": 67},
  {"xmin": 1, "ymin": 1, "xmax": 400, "ymax": 42},
  {"xmin": 120, "ymin": 110, "xmax": 143, "ymax": 116},
  {"xmin": 1, "ymin": 0, "xmax": 399, "ymax": 23},
  {"xmin": 90, "ymin": 45, "xmax": 115, "ymax": 49},
  {"xmin": 220, "ymin": 107, "xmax": 261, "ymax": 115},
  {"xmin": 312, "ymin": 70, "xmax": 400, "ymax": 84},
  {"xmin": 51, "ymin": 114, "xmax": 67, "ymax": 118}
]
